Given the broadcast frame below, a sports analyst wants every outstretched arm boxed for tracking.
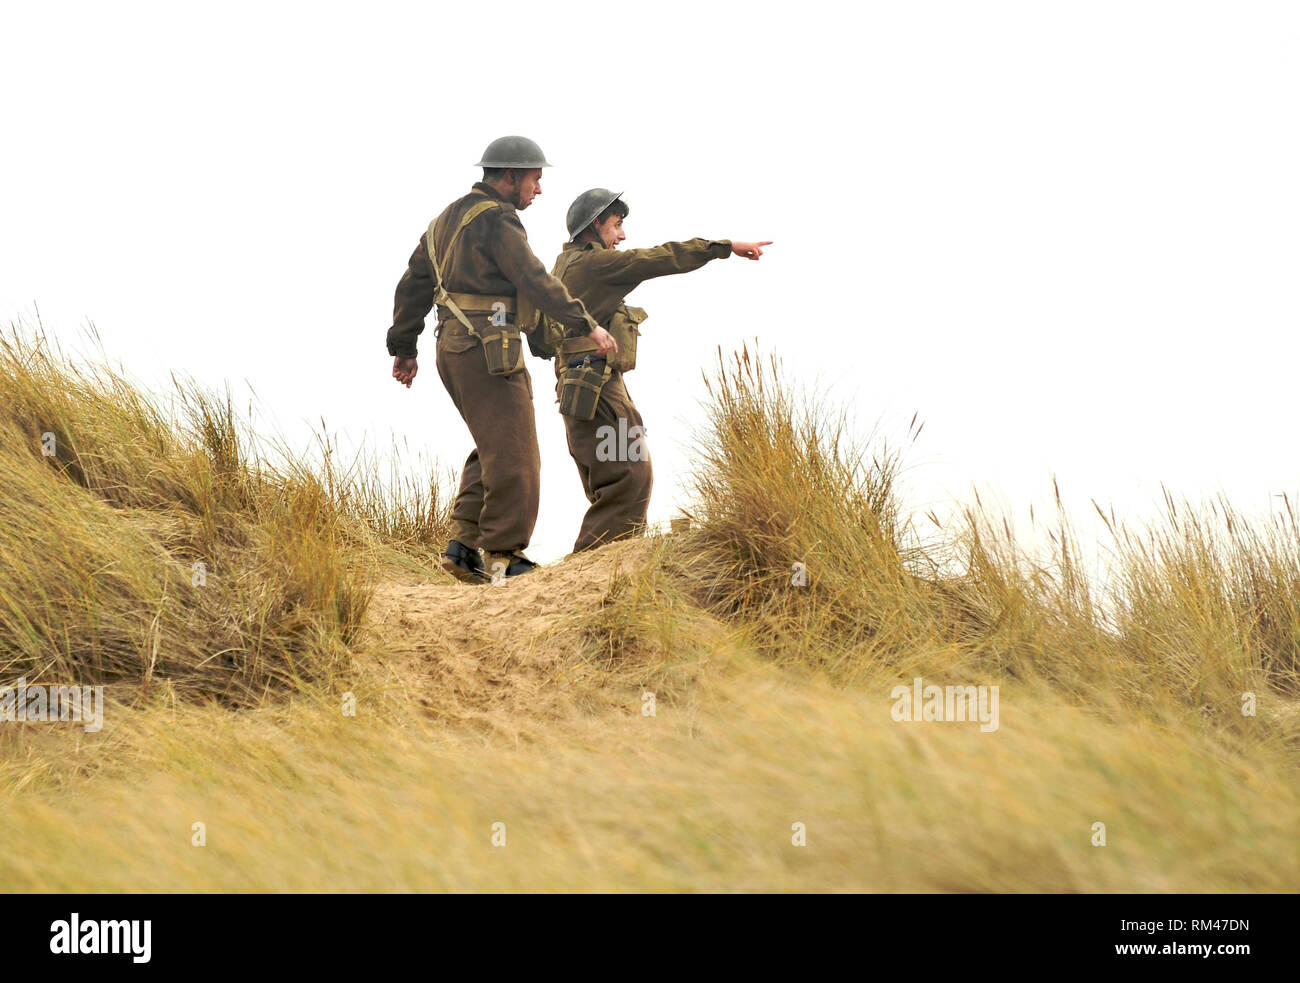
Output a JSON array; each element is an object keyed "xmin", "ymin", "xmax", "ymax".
[
  {"xmin": 587, "ymin": 238, "xmax": 773, "ymax": 285},
  {"xmin": 586, "ymin": 238, "xmax": 730, "ymax": 285}
]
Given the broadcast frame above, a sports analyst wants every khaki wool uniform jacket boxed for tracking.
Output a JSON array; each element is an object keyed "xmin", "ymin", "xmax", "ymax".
[
  {"xmin": 553, "ymin": 235, "xmax": 731, "ymax": 553},
  {"xmin": 388, "ymin": 182, "xmax": 600, "ymax": 555}
]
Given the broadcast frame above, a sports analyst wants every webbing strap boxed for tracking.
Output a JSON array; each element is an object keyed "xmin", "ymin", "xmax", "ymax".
[
  {"xmin": 585, "ymin": 361, "xmax": 614, "ymax": 392},
  {"xmin": 559, "ymin": 337, "xmax": 599, "ymax": 355},
  {"xmin": 426, "ymin": 194, "xmax": 500, "ymax": 339},
  {"xmin": 565, "ymin": 359, "xmax": 612, "ymax": 392},
  {"xmin": 552, "ymin": 247, "xmax": 580, "ymax": 284},
  {"xmin": 547, "ymin": 248, "xmax": 600, "ymax": 352}
]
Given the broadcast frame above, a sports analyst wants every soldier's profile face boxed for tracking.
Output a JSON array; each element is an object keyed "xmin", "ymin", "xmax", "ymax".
[
  {"xmin": 513, "ymin": 168, "xmax": 543, "ymax": 210},
  {"xmin": 596, "ymin": 214, "xmax": 626, "ymax": 249}
]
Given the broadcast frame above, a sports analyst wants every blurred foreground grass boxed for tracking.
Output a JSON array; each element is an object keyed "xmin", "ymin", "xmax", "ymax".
[{"xmin": 4, "ymin": 669, "xmax": 1296, "ymax": 892}]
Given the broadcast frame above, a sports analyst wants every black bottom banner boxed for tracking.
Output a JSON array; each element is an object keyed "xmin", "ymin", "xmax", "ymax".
[{"xmin": 1, "ymin": 892, "xmax": 1283, "ymax": 972}]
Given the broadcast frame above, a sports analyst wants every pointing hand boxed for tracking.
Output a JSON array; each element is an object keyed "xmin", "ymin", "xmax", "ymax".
[{"xmin": 732, "ymin": 241, "xmax": 773, "ymax": 260}]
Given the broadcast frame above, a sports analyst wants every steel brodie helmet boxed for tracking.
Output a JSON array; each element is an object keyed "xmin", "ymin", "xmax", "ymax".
[
  {"xmin": 566, "ymin": 188, "xmax": 624, "ymax": 241},
  {"xmin": 475, "ymin": 135, "xmax": 552, "ymax": 168}
]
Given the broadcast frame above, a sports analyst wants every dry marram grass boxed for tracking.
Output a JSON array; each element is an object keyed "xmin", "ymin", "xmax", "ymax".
[{"xmin": 1, "ymin": 332, "xmax": 1296, "ymax": 891}]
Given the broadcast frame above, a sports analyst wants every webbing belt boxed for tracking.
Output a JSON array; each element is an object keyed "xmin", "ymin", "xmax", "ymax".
[{"xmin": 445, "ymin": 292, "xmax": 515, "ymax": 314}]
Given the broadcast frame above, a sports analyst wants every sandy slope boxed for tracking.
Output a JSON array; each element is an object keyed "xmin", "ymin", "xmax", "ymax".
[{"xmin": 359, "ymin": 540, "xmax": 671, "ymax": 728}]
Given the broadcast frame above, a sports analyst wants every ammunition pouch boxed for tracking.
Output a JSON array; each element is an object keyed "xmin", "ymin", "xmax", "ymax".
[
  {"xmin": 557, "ymin": 353, "xmax": 612, "ymax": 421},
  {"xmin": 435, "ymin": 294, "xmax": 524, "ymax": 377},
  {"xmin": 606, "ymin": 305, "xmax": 647, "ymax": 373},
  {"xmin": 480, "ymin": 323, "xmax": 525, "ymax": 376}
]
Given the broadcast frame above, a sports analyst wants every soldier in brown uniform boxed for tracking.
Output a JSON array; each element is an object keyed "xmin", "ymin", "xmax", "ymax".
[
  {"xmin": 550, "ymin": 189, "xmax": 770, "ymax": 553},
  {"xmin": 387, "ymin": 137, "xmax": 617, "ymax": 582}
]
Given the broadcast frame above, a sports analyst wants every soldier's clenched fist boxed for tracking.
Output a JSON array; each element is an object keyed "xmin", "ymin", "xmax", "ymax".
[{"xmin": 392, "ymin": 356, "xmax": 418, "ymax": 388}]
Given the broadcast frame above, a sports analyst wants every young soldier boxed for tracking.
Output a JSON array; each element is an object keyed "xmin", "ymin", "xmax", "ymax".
[
  {"xmin": 387, "ymin": 138, "xmax": 617, "ymax": 583},
  {"xmin": 550, "ymin": 188, "xmax": 770, "ymax": 552}
]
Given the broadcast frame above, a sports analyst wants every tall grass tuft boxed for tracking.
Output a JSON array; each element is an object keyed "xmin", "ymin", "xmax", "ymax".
[
  {"xmin": 684, "ymin": 344, "xmax": 1300, "ymax": 746},
  {"xmin": 0, "ymin": 328, "xmax": 446, "ymax": 704},
  {"xmin": 684, "ymin": 344, "xmax": 946, "ymax": 681}
]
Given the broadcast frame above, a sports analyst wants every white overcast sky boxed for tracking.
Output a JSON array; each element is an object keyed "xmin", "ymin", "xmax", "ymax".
[{"xmin": 3, "ymin": 1, "xmax": 1297, "ymax": 566}]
